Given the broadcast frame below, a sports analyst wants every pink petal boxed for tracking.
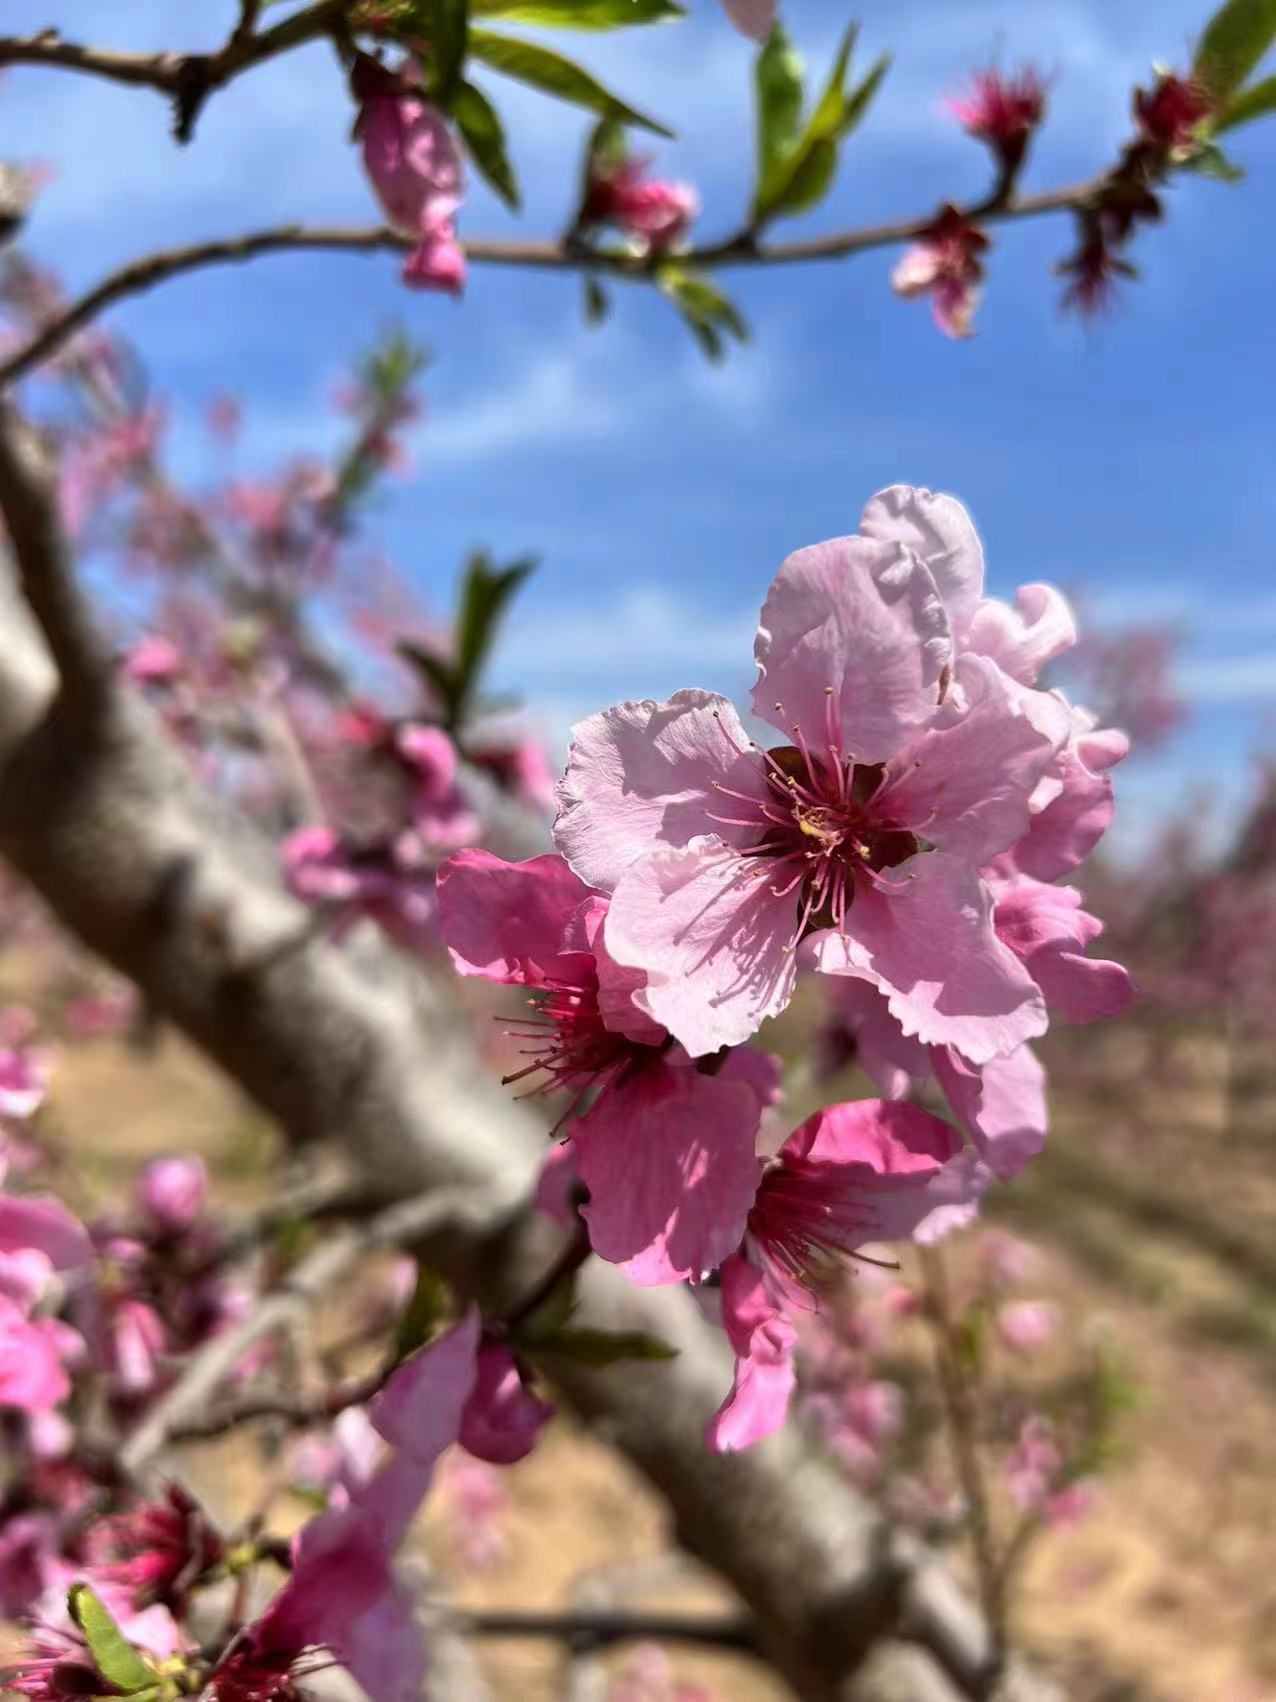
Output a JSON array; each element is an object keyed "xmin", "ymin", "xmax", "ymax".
[
  {"xmin": 0, "ymin": 1194, "xmax": 92, "ymax": 1270},
  {"xmin": 605, "ymin": 837, "xmax": 800, "ymax": 1055},
  {"xmin": 706, "ymin": 1255, "xmax": 796, "ymax": 1452},
  {"xmin": 554, "ymin": 690, "xmax": 764, "ymax": 893},
  {"xmin": 878, "ymin": 654, "xmax": 1065, "ymax": 864},
  {"xmin": 458, "ymin": 1339, "xmax": 552, "ymax": 1465},
  {"xmin": 860, "ymin": 484, "xmax": 985, "ymax": 640},
  {"xmin": 435, "ymin": 850, "xmax": 590, "ymax": 984},
  {"xmin": 909, "ymin": 1148, "xmax": 992, "ymax": 1243},
  {"xmin": 565, "ymin": 895, "xmax": 665, "ymax": 1044},
  {"xmin": 573, "ymin": 1061, "xmax": 764, "ymax": 1284},
  {"xmin": 752, "ymin": 535, "xmax": 951, "ymax": 763},
  {"xmin": 371, "ymin": 1307, "xmax": 480, "ymax": 1467},
  {"xmin": 994, "ymin": 877, "xmax": 1135, "ymax": 1023},
  {"xmin": 1005, "ymin": 721, "xmax": 1129, "ymax": 881},
  {"xmin": 965, "ymin": 583, "xmax": 1077, "ymax": 685},
  {"xmin": 812, "ymin": 852, "xmax": 1048, "ymax": 1065},
  {"xmin": 825, "ymin": 978, "xmax": 928, "ymax": 1096},
  {"xmin": 781, "ymin": 1096, "xmax": 960, "ymax": 1174},
  {"xmin": 932, "ymin": 1042, "xmax": 1047, "ymax": 1179}
]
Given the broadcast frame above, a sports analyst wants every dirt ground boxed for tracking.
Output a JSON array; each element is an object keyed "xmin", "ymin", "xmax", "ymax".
[{"xmin": 32, "ymin": 1016, "xmax": 1276, "ymax": 1702}]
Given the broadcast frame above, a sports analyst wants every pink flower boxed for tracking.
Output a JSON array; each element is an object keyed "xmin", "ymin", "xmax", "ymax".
[
  {"xmin": 137, "ymin": 1156, "xmax": 208, "ymax": 1235},
  {"xmin": 583, "ymin": 158, "xmax": 698, "ymax": 253},
  {"xmin": 996, "ymin": 1299, "xmax": 1058, "ymax": 1355},
  {"xmin": 281, "ymin": 824, "xmax": 437, "ymax": 954},
  {"xmin": 106, "ymin": 1297, "xmax": 167, "ymax": 1395},
  {"xmin": 470, "ymin": 736, "xmax": 557, "ymax": 811},
  {"xmin": 555, "ymin": 487, "xmax": 1065, "ymax": 1068},
  {"xmin": 437, "ymin": 850, "xmax": 778, "ymax": 1282},
  {"xmin": 1003, "ymin": 1413, "xmax": 1091, "ymax": 1523},
  {"xmin": 86, "ymin": 1485, "xmax": 223, "ymax": 1610},
  {"xmin": 357, "ymin": 63, "xmax": 466, "ymax": 296},
  {"xmin": 0, "ymin": 1192, "xmax": 93, "ymax": 1270},
  {"xmin": 393, "ymin": 724, "xmax": 479, "ymax": 850},
  {"xmin": 947, "ymin": 68, "xmax": 1047, "ymax": 173},
  {"xmin": 720, "ymin": 0, "xmax": 777, "ymax": 42},
  {"xmin": 708, "ymin": 1100, "xmax": 981, "ymax": 1449},
  {"xmin": 376, "ymin": 1311, "xmax": 551, "ymax": 1468},
  {"xmin": 1134, "ymin": 71, "xmax": 1212, "ymax": 149},
  {"xmin": 0, "ymin": 1299, "xmax": 70, "ymax": 1413},
  {"xmin": 992, "ymin": 876, "xmax": 1135, "ymax": 1023},
  {"xmin": 6, "ymin": 1599, "xmax": 186, "ymax": 1702},
  {"xmin": 123, "ymin": 635, "xmax": 182, "ymax": 686},
  {"xmin": 0, "ymin": 1045, "xmax": 48, "ymax": 1120},
  {"xmin": 891, "ymin": 207, "xmax": 990, "ymax": 338}
]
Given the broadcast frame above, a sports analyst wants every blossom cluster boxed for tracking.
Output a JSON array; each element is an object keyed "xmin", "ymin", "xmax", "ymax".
[{"xmin": 438, "ymin": 484, "xmax": 1133, "ymax": 1448}]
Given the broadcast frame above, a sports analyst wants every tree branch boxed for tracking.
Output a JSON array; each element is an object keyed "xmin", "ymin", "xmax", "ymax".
[
  {"xmin": 0, "ymin": 403, "xmax": 109, "ymax": 697},
  {"xmin": 458, "ymin": 1607, "xmax": 759, "ymax": 1654},
  {"xmin": 0, "ymin": 5, "xmax": 352, "ymax": 136},
  {"xmin": 0, "ymin": 402, "xmax": 1056, "ymax": 1702},
  {"xmin": 0, "ymin": 180, "xmax": 1099, "ymax": 391}
]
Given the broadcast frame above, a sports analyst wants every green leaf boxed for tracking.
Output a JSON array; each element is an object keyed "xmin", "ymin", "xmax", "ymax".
[
  {"xmin": 1213, "ymin": 69, "xmax": 1276, "ymax": 129},
  {"xmin": 514, "ymin": 1272, "xmax": 580, "ymax": 1346},
  {"xmin": 657, "ymin": 269, "xmax": 749, "ymax": 362},
  {"xmin": 68, "ymin": 1586, "xmax": 156, "ymax": 1695},
  {"xmin": 1193, "ymin": 0, "xmax": 1276, "ymax": 99},
  {"xmin": 414, "ymin": 0, "xmax": 470, "ymax": 106},
  {"xmin": 392, "ymin": 1262, "xmax": 453, "ymax": 1364},
  {"xmin": 583, "ymin": 275, "xmax": 611, "ymax": 325},
  {"xmin": 473, "ymin": 0, "xmax": 685, "ymax": 24},
  {"xmin": 453, "ymin": 80, "xmax": 521, "ymax": 209},
  {"xmin": 396, "ymin": 640, "xmax": 458, "ymax": 718},
  {"xmin": 468, "ymin": 30, "xmax": 673, "ymax": 136},
  {"xmin": 533, "ymin": 1326, "xmax": 678, "ymax": 1366},
  {"xmin": 453, "ymin": 550, "xmax": 537, "ymax": 726},
  {"xmin": 754, "ymin": 24, "xmax": 805, "ymax": 194},
  {"xmin": 752, "ymin": 22, "xmax": 890, "ymax": 226},
  {"xmin": 1180, "ymin": 139, "xmax": 1246, "ymax": 178}
]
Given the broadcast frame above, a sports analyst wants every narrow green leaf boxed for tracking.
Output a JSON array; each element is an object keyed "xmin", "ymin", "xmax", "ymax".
[
  {"xmin": 514, "ymin": 1272, "xmax": 579, "ymax": 1346},
  {"xmin": 1212, "ymin": 69, "xmax": 1276, "ymax": 129},
  {"xmin": 772, "ymin": 135, "xmax": 837, "ymax": 216},
  {"xmin": 1193, "ymin": 0, "xmax": 1276, "ymax": 99},
  {"xmin": 1180, "ymin": 139, "xmax": 1247, "ymax": 178},
  {"xmin": 453, "ymin": 80, "xmax": 521, "ymax": 209},
  {"xmin": 68, "ymin": 1586, "xmax": 156, "ymax": 1695},
  {"xmin": 754, "ymin": 24, "xmax": 805, "ymax": 194},
  {"xmin": 656, "ymin": 268, "xmax": 749, "ymax": 363},
  {"xmin": 472, "ymin": 0, "xmax": 685, "ymax": 24},
  {"xmin": 837, "ymin": 53, "xmax": 890, "ymax": 140},
  {"xmin": 392, "ymin": 1262, "xmax": 453, "ymax": 1364},
  {"xmin": 396, "ymin": 641, "xmax": 458, "ymax": 719},
  {"xmin": 534, "ymin": 1326, "xmax": 678, "ymax": 1366},
  {"xmin": 583, "ymin": 275, "xmax": 611, "ymax": 325},
  {"xmin": 808, "ymin": 19, "xmax": 859, "ymax": 139},
  {"xmin": 451, "ymin": 550, "xmax": 537, "ymax": 726},
  {"xmin": 468, "ymin": 30, "xmax": 674, "ymax": 136},
  {"xmin": 416, "ymin": 0, "xmax": 470, "ymax": 106}
]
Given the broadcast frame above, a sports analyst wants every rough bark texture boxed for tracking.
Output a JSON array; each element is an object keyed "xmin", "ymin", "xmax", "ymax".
[{"xmin": 0, "ymin": 412, "xmax": 1056, "ymax": 1702}]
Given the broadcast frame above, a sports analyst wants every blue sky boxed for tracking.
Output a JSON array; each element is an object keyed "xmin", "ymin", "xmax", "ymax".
[{"xmin": 4, "ymin": 0, "xmax": 1276, "ymax": 853}]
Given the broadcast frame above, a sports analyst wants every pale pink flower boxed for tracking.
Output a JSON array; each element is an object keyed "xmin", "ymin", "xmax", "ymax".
[
  {"xmin": 281, "ymin": 824, "xmax": 437, "ymax": 954},
  {"xmin": 708, "ymin": 1100, "xmax": 981, "ymax": 1450},
  {"xmin": 891, "ymin": 208, "xmax": 989, "ymax": 338},
  {"xmin": 0, "ymin": 1045, "xmax": 48, "ymax": 1120},
  {"xmin": 996, "ymin": 1299, "xmax": 1058, "ymax": 1355},
  {"xmin": 0, "ymin": 1192, "xmax": 93, "ymax": 1270},
  {"xmin": 992, "ymin": 876, "xmax": 1135, "ymax": 1023},
  {"xmin": 556, "ymin": 487, "xmax": 1065, "ymax": 1066},
  {"xmin": 137, "ymin": 1156, "xmax": 208, "ymax": 1235},
  {"xmin": 106, "ymin": 1297, "xmax": 167, "ymax": 1395},
  {"xmin": 1003, "ymin": 1414, "xmax": 1091, "ymax": 1524},
  {"xmin": 0, "ymin": 1299, "xmax": 70, "ymax": 1412},
  {"xmin": 438, "ymin": 850, "xmax": 778, "ymax": 1283}
]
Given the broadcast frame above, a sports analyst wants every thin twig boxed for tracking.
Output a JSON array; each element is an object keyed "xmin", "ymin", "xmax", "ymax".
[
  {"xmin": 120, "ymin": 1186, "xmax": 486, "ymax": 1478},
  {"xmin": 164, "ymin": 1366, "xmax": 383, "ymax": 1445},
  {"xmin": 0, "ymin": 180, "xmax": 1100, "ymax": 391},
  {"xmin": 456, "ymin": 1608, "xmax": 760, "ymax": 1654},
  {"xmin": 505, "ymin": 1216, "xmax": 592, "ymax": 1330},
  {"xmin": 918, "ymin": 1244, "xmax": 1006, "ymax": 1665}
]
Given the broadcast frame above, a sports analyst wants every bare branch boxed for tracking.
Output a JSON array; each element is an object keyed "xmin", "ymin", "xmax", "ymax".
[
  {"xmin": 0, "ymin": 180, "xmax": 1100, "ymax": 391},
  {"xmin": 0, "ymin": 4, "xmax": 351, "ymax": 136},
  {"xmin": 458, "ymin": 1607, "xmax": 759, "ymax": 1654}
]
